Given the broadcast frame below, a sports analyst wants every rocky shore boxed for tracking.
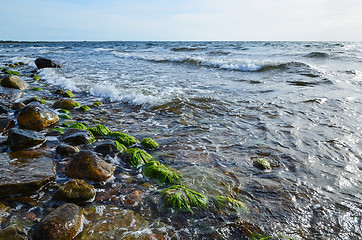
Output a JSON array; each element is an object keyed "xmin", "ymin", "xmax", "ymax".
[{"xmin": 0, "ymin": 57, "xmax": 278, "ymax": 240}]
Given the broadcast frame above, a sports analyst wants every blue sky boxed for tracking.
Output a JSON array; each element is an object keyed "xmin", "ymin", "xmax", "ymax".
[{"xmin": 1, "ymin": 0, "xmax": 362, "ymax": 41}]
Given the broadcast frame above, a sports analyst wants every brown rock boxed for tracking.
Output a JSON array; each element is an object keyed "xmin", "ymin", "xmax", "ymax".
[
  {"xmin": 0, "ymin": 227, "xmax": 29, "ymax": 240},
  {"xmin": 0, "ymin": 119, "xmax": 15, "ymax": 132},
  {"xmin": 56, "ymin": 143, "xmax": 79, "ymax": 158},
  {"xmin": 32, "ymin": 203, "xmax": 82, "ymax": 240},
  {"xmin": 52, "ymin": 179, "xmax": 95, "ymax": 203},
  {"xmin": 52, "ymin": 98, "xmax": 79, "ymax": 110},
  {"xmin": 17, "ymin": 102, "xmax": 59, "ymax": 131},
  {"xmin": 1, "ymin": 75, "xmax": 29, "ymax": 90},
  {"xmin": 65, "ymin": 150, "xmax": 115, "ymax": 182}
]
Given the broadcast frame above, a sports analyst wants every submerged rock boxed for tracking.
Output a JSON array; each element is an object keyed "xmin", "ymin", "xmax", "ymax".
[
  {"xmin": 53, "ymin": 179, "xmax": 95, "ymax": 203},
  {"xmin": 0, "ymin": 104, "xmax": 9, "ymax": 114},
  {"xmin": 65, "ymin": 150, "xmax": 115, "ymax": 182},
  {"xmin": 32, "ymin": 203, "xmax": 82, "ymax": 240},
  {"xmin": 94, "ymin": 140, "xmax": 125, "ymax": 156},
  {"xmin": 0, "ymin": 227, "xmax": 29, "ymax": 240},
  {"xmin": 60, "ymin": 129, "xmax": 94, "ymax": 146},
  {"xmin": 34, "ymin": 57, "xmax": 62, "ymax": 69},
  {"xmin": 0, "ymin": 86, "xmax": 23, "ymax": 101},
  {"xmin": 0, "ymin": 153, "xmax": 55, "ymax": 198},
  {"xmin": 7, "ymin": 128, "xmax": 46, "ymax": 151},
  {"xmin": 253, "ymin": 158, "xmax": 272, "ymax": 170},
  {"xmin": 17, "ymin": 102, "xmax": 59, "ymax": 131},
  {"xmin": 55, "ymin": 143, "xmax": 79, "ymax": 158},
  {"xmin": 0, "ymin": 75, "xmax": 29, "ymax": 90},
  {"xmin": 53, "ymin": 98, "xmax": 80, "ymax": 110}
]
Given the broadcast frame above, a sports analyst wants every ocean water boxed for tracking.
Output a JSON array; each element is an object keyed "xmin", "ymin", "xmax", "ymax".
[{"xmin": 1, "ymin": 41, "xmax": 362, "ymax": 239}]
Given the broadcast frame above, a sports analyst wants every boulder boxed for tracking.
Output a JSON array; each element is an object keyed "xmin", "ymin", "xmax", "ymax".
[
  {"xmin": 0, "ymin": 119, "xmax": 15, "ymax": 132},
  {"xmin": 60, "ymin": 129, "xmax": 94, "ymax": 146},
  {"xmin": 65, "ymin": 150, "xmax": 115, "ymax": 182},
  {"xmin": 0, "ymin": 227, "xmax": 29, "ymax": 240},
  {"xmin": 94, "ymin": 140, "xmax": 120, "ymax": 156},
  {"xmin": 55, "ymin": 143, "xmax": 79, "ymax": 158},
  {"xmin": 53, "ymin": 98, "xmax": 80, "ymax": 110},
  {"xmin": 7, "ymin": 128, "xmax": 46, "ymax": 151},
  {"xmin": 17, "ymin": 102, "xmax": 59, "ymax": 131},
  {"xmin": 0, "ymin": 152, "xmax": 55, "ymax": 198},
  {"xmin": 0, "ymin": 75, "xmax": 29, "ymax": 90},
  {"xmin": 52, "ymin": 179, "xmax": 95, "ymax": 203},
  {"xmin": 34, "ymin": 57, "xmax": 62, "ymax": 69},
  {"xmin": 32, "ymin": 203, "xmax": 82, "ymax": 240}
]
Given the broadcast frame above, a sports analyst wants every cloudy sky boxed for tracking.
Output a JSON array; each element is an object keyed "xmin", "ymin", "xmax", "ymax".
[{"xmin": 1, "ymin": 0, "xmax": 361, "ymax": 41}]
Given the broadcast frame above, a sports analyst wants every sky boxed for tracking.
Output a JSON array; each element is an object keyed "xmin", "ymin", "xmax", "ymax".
[{"xmin": 1, "ymin": 0, "xmax": 362, "ymax": 41}]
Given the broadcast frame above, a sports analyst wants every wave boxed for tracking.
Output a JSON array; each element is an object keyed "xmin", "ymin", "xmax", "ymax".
[
  {"xmin": 304, "ymin": 52, "xmax": 330, "ymax": 58},
  {"xmin": 171, "ymin": 47, "xmax": 207, "ymax": 52}
]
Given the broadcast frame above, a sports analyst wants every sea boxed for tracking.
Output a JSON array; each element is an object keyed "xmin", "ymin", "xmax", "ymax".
[{"xmin": 1, "ymin": 41, "xmax": 361, "ymax": 239}]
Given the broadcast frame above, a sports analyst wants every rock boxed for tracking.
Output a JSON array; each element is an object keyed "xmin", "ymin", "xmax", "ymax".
[
  {"xmin": 7, "ymin": 128, "xmax": 46, "ymax": 151},
  {"xmin": 0, "ymin": 152, "xmax": 55, "ymax": 198},
  {"xmin": 0, "ymin": 227, "xmax": 29, "ymax": 240},
  {"xmin": 32, "ymin": 203, "xmax": 81, "ymax": 240},
  {"xmin": 34, "ymin": 57, "xmax": 62, "ymax": 69},
  {"xmin": 0, "ymin": 75, "xmax": 29, "ymax": 90},
  {"xmin": 141, "ymin": 137, "xmax": 159, "ymax": 150},
  {"xmin": 0, "ymin": 104, "xmax": 9, "ymax": 114},
  {"xmin": 17, "ymin": 102, "xmax": 59, "ymax": 131},
  {"xmin": 0, "ymin": 203, "xmax": 10, "ymax": 225},
  {"xmin": 79, "ymin": 205, "xmax": 149, "ymax": 240},
  {"xmin": 60, "ymin": 129, "xmax": 94, "ymax": 146},
  {"xmin": 253, "ymin": 158, "xmax": 272, "ymax": 170},
  {"xmin": 0, "ymin": 86, "xmax": 23, "ymax": 101},
  {"xmin": 52, "ymin": 179, "xmax": 95, "ymax": 203},
  {"xmin": 22, "ymin": 96, "xmax": 45, "ymax": 105},
  {"xmin": 65, "ymin": 150, "xmax": 115, "ymax": 182},
  {"xmin": 53, "ymin": 98, "xmax": 80, "ymax": 110},
  {"xmin": 0, "ymin": 119, "xmax": 15, "ymax": 132},
  {"xmin": 55, "ymin": 143, "xmax": 79, "ymax": 158},
  {"xmin": 11, "ymin": 102, "xmax": 25, "ymax": 110},
  {"xmin": 94, "ymin": 140, "xmax": 121, "ymax": 156}
]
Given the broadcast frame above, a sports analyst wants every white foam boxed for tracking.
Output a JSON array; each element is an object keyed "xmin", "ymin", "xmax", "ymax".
[
  {"xmin": 39, "ymin": 68, "xmax": 79, "ymax": 91},
  {"xmin": 9, "ymin": 56, "xmax": 37, "ymax": 68}
]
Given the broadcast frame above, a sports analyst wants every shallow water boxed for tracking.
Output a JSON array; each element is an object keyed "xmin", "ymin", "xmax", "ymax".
[{"xmin": 1, "ymin": 41, "xmax": 361, "ymax": 239}]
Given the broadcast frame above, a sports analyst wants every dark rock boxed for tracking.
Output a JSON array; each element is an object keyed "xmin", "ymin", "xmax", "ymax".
[
  {"xmin": 52, "ymin": 179, "xmax": 95, "ymax": 203},
  {"xmin": 0, "ymin": 119, "xmax": 15, "ymax": 132},
  {"xmin": 0, "ymin": 152, "xmax": 55, "ymax": 198},
  {"xmin": 0, "ymin": 86, "xmax": 23, "ymax": 101},
  {"xmin": 0, "ymin": 75, "xmax": 29, "ymax": 90},
  {"xmin": 56, "ymin": 143, "xmax": 79, "ymax": 158},
  {"xmin": 0, "ymin": 227, "xmax": 29, "ymax": 240},
  {"xmin": 11, "ymin": 102, "xmax": 25, "ymax": 110},
  {"xmin": 60, "ymin": 129, "xmax": 94, "ymax": 146},
  {"xmin": 22, "ymin": 96, "xmax": 44, "ymax": 105},
  {"xmin": 34, "ymin": 57, "xmax": 62, "ymax": 69},
  {"xmin": 32, "ymin": 203, "xmax": 81, "ymax": 240},
  {"xmin": 17, "ymin": 102, "xmax": 59, "ymax": 131},
  {"xmin": 65, "ymin": 150, "xmax": 115, "ymax": 182},
  {"xmin": 7, "ymin": 128, "xmax": 46, "ymax": 151},
  {"xmin": 94, "ymin": 140, "xmax": 119, "ymax": 156},
  {"xmin": 52, "ymin": 98, "xmax": 80, "ymax": 110},
  {"xmin": 0, "ymin": 104, "xmax": 9, "ymax": 114}
]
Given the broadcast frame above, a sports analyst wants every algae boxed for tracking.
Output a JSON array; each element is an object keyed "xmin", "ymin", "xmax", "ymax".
[{"xmin": 142, "ymin": 160, "xmax": 181, "ymax": 184}]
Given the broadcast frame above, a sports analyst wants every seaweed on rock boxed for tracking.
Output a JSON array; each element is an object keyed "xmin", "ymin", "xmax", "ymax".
[
  {"xmin": 69, "ymin": 123, "xmax": 87, "ymax": 130},
  {"xmin": 141, "ymin": 137, "xmax": 159, "ymax": 150},
  {"xmin": 122, "ymin": 148, "xmax": 152, "ymax": 167},
  {"xmin": 142, "ymin": 160, "xmax": 182, "ymax": 184},
  {"xmin": 214, "ymin": 196, "xmax": 248, "ymax": 212},
  {"xmin": 107, "ymin": 131, "xmax": 139, "ymax": 147},
  {"xmin": 88, "ymin": 125, "xmax": 110, "ymax": 136},
  {"xmin": 162, "ymin": 185, "xmax": 208, "ymax": 213},
  {"xmin": 114, "ymin": 140, "xmax": 127, "ymax": 151}
]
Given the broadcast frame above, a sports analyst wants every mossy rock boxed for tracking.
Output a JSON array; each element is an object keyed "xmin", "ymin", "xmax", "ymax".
[
  {"xmin": 53, "ymin": 98, "xmax": 80, "ymax": 110},
  {"xmin": 253, "ymin": 158, "xmax": 271, "ymax": 170},
  {"xmin": 88, "ymin": 125, "xmax": 110, "ymax": 136},
  {"xmin": 214, "ymin": 196, "xmax": 248, "ymax": 212},
  {"xmin": 141, "ymin": 137, "xmax": 159, "ymax": 150},
  {"xmin": 53, "ymin": 179, "xmax": 95, "ymax": 203},
  {"xmin": 79, "ymin": 105, "xmax": 91, "ymax": 112},
  {"xmin": 1, "ymin": 75, "xmax": 28, "ymax": 90},
  {"xmin": 121, "ymin": 148, "xmax": 152, "ymax": 167},
  {"xmin": 69, "ymin": 122, "xmax": 87, "ymax": 130},
  {"xmin": 114, "ymin": 141, "xmax": 126, "ymax": 151},
  {"xmin": 31, "ymin": 74, "xmax": 41, "ymax": 81},
  {"xmin": 59, "ymin": 109, "xmax": 71, "ymax": 114},
  {"xmin": 0, "ymin": 227, "xmax": 28, "ymax": 240},
  {"xmin": 142, "ymin": 160, "xmax": 181, "ymax": 184},
  {"xmin": 162, "ymin": 185, "xmax": 208, "ymax": 213},
  {"xmin": 107, "ymin": 131, "xmax": 139, "ymax": 147},
  {"xmin": 4, "ymin": 70, "xmax": 20, "ymax": 76},
  {"xmin": 58, "ymin": 113, "xmax": 71, "ymax": 119},
  {"xmin": 32, "ymin": 87, "xmax": 43, "ymax": 91},
  {"xmin": 92, "ymin": 101, "xmax": 103, "ymax": 107},
  {"xmin": 62, "ymin": 90, "xmax": 74, "ymax": 98}
]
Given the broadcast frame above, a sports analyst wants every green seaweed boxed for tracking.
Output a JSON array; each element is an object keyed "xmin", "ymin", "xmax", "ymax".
[
  {"xmin": 214, "ymin": 196, "xmax": 248, "ymax": 211},
  {"xmin": 59, "ymin": 109, "xmax": 71, "ymax": 114},
  {"xmin": 62, "ymin": 90, "xmax": 74, "ymax": 98},
  {"xmin": 114, "ymin": 140, "xmax": 127, "ymax": 151},
  {"xmin": 123, "ymin": 148, "xmax": 152, "ymax": 167},
  {"xmin": 253, "ymin": 158, "xmax": 271, "ymax": 170},
  {"xmin": 32, "ymin": 87, "xmax": 43, "ymax": 91},
  {"xmin": 79, "ymin": 105, "xmax": 91, "ymax": 112},
  {"xmin": 248, "ymin": 234, "xmax": 295, "ymax": 240},
  {"xmin": 4, "ymin": 70, "xmax": 20, "ymax": 76},
  {"xmin": 51, "ymin": 127, "xmax": 65, "ymax": 134},
  {"xmin": 142, "ymin": 160, "xmax": 182, "ymax": 184},
  {"xmin": 58, "ymin": 113, "xmax": 71, "ymax": 119},
  {"xmin": 32, "ymin": 74, "xmax": 41, "ymax": 81},
  {"xmin": 107, "ymin": 131, "xmax": 139, "ymax": 147},
  {"xmin": 88, "ymin": 125, "xmax": 110, "ymax": 136},
  {"xmin": 93, "ymin": 101, "xmax": 103, "ymax": 107},
  {"xmin": 62, "ymin": 123, "xmax": 71, "ymax": 128},
  {"xmin": 141, "ymin": 137, "xmax": 159, "ymax": 150},
  {"xmin": 162, "ymin": 185, "xmax": 208, "ymax": 213},
  {"xmin": 69, "ymin": 122, "xmax": 87, "ymax": 130}
]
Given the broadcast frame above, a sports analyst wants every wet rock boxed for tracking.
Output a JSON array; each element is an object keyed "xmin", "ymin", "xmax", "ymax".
[
  {"xmin": 0, "ymin": 119, "xmax": 15, "ymax": 132},
  {"xmin": 17, "ymin": 102, "xmax": 59, "ymax": 131},
  {"xmin": 253, "ymin": 158, "xmax": 271, "ymax": 170},
  {"xmin": 0, "ymin": 75, "xmax": 29, "ymax": 90},
  {"xmin": 7, "ymin": 128, "xmax": 46, "ymax": 151},
  {"xmin": 52, "ymin": 179, "xmax": 95, "ymax": 203},
  {"xmin": 53, "ymin": 98, "xmax": 79, "ymax": 110},
  {"xmin": 0, "ymin": 86, "xmax": 23, "ymax": 101},
  {"xmin": 0, "ymin": 203, "xmax": 10, "ymax": 225},
  {"xmin": 0, "ymin": 227, "xmax": 29, "ymax": 240},
  {"xmin": 79, "ymin": 205, "xmax": 149, "ymax": 240},
  {"xmin": 65, "ymin": 150, "xmax": 115, "ymax": 182},
  {"xmin": 0, "ymin": 152, "xmax": 55, "ymax": 198},
  {"xmin": 11, "ymin": 102, "xmax": 25, "ymax": 110},
  {"xmin": 56, "ymin": 143, "xmax": 79, "ymax": 158},
  {"xmin": 22, "ymin": 96, "xmax": 45, "ymax": 105},
  {"xmin": 34, "ymin": 57, "xmax": 62, "ymax": 69},
  {"xmin": 94, "ymin": 140, "xmax": 120, "ymax": 156},
  {"xmin": 60, "ymin": 129, "xmax": 94, "ymax": 146},
  {"xmin": 32, "ymin": 203, "xmax": 81, "ymax": 240},
  {"xmin": 0, "ymin": 104, "xmax": 9, "ymax": 114}
]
